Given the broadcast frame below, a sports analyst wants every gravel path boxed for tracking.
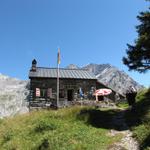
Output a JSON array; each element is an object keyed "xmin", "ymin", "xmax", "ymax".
[{"xmin": 107, "ymin": 109, "xmax": 139, "ymax": 150}]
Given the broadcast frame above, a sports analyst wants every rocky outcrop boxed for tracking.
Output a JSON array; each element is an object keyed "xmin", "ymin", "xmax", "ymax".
[{"xmin": 0, "ymin": 73, "xmax": 29, "ymax": 118}]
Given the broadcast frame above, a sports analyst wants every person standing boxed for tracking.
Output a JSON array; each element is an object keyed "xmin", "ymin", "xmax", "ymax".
[{"xmin": 126, "ymin": 86, "xmax": 137, "ymax": 110}]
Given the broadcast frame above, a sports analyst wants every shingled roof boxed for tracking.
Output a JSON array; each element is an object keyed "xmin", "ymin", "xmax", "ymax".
[{"xmin": 29, "ymin": 67, "xmax": 97, "ymax": 80}]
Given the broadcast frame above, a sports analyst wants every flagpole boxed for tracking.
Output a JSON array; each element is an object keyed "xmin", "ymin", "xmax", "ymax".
[
  {"xmin": 57, "ymin": 62, "xmax": 59, "ymax": 108},
  {"xmin": 57, "ymin": 48, "xmax": 60, "ymax": 108}
]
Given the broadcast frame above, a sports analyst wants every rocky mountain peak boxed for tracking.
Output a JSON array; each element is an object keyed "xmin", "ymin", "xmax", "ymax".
[
  {"xmin": 82, "ymin": 63, "xmax": 112, "ymax": 75},
  {"xmin": 66, "ymin": 64, "xmax": 80, "ymax": 69},
  {"xmin": 82, "ymin": 64, "xmax": 144, "ymax": 95}
]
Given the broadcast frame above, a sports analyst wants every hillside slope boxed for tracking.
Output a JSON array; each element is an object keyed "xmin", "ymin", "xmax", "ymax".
[{"xmin": 0, "ymin": 107, "xmax": 122, "ymax": 150}]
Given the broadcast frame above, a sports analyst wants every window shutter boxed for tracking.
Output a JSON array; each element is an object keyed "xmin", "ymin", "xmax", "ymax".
[
  {"xmin": 36, "ymin": 88, "xmax": 40, "ymax": 97},
  {"xmin": 47, "ymin": 88, "xmax": 52, "ymax": 98}
]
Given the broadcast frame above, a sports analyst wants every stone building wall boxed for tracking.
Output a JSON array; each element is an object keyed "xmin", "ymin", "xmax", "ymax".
[{"xmin": 30, "ymin": 78, "xmax": 97, "ymax": 102}]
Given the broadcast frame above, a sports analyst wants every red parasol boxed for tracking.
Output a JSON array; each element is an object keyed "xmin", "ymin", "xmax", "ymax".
[
  {"xmin": 93, "ymin": 88, "xmax": 112, "ymax": 101},
  {"xmin": 94, "ymin": 88, "xmax": 112, "ymax": 96}
]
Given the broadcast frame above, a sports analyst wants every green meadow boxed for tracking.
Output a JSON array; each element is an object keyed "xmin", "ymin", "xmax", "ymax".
[{"xmin": 0, "ymin": 106, "xmax": 122, "ymax": 150}]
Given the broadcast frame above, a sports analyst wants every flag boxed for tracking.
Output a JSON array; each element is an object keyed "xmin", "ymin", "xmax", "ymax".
[{"xmin": 57, "ymin": 48, "xmax": 61, "ymax": 64}]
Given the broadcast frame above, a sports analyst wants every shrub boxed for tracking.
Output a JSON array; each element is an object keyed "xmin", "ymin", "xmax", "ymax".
[
  {"xmin": 38, "ymin": 138, "xmax": 49, "ymax": 150},
  {"xmin": 34, "ymin": 120, "xmax": 57, "ymax": 133}
]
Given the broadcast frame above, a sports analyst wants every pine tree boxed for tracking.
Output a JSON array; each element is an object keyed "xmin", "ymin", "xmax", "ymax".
[{"xmin": 123, "ymin": 1, "xmax": 150, "ymax": 73}]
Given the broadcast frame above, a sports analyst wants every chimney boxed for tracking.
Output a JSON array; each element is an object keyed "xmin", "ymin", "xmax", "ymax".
[{"xmin": 31, "ymin": 59, "xmax": 37, "ymax": 71}]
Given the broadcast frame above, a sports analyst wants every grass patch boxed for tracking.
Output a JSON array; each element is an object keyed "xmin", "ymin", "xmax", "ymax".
[
  {"xmin": 34, "ymin": 120, "xmax": 57, "ymax": 133},
  {"xmin": 117, "ymin": 101, "xmax": 129, "ymax": 109},
  {"xmin": 0, "ymin": 106, "xmax": 122, "ymax": 150}
]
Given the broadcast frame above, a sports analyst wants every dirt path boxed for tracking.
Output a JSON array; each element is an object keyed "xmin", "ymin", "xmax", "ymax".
[{"xmin": 108, "ymin": 109, "xmax": 139, "ymax": 150}]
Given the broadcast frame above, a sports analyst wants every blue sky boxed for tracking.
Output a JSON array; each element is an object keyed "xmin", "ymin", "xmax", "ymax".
[{"xmin": 0, "ymin": 0, "xmax": 149, "ymax": 87}]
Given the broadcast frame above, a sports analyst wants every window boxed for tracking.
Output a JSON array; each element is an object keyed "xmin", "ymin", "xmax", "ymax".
[
  {"xmin": 35, "ymin": 88, "xmax": 53, "ymax": 98},
  {"xmin": 40, "ymin": 89, "xmax": 47, "ymax": 98}
]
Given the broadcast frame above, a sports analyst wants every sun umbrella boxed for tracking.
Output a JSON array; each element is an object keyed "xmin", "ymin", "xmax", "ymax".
[
  {"xmin": 93, "ymin": 88, "xmax": 112, "ymax": 101},
  {"xmin": 94, "ymin": 88, "xmax": 112, "ymax": 96}
]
